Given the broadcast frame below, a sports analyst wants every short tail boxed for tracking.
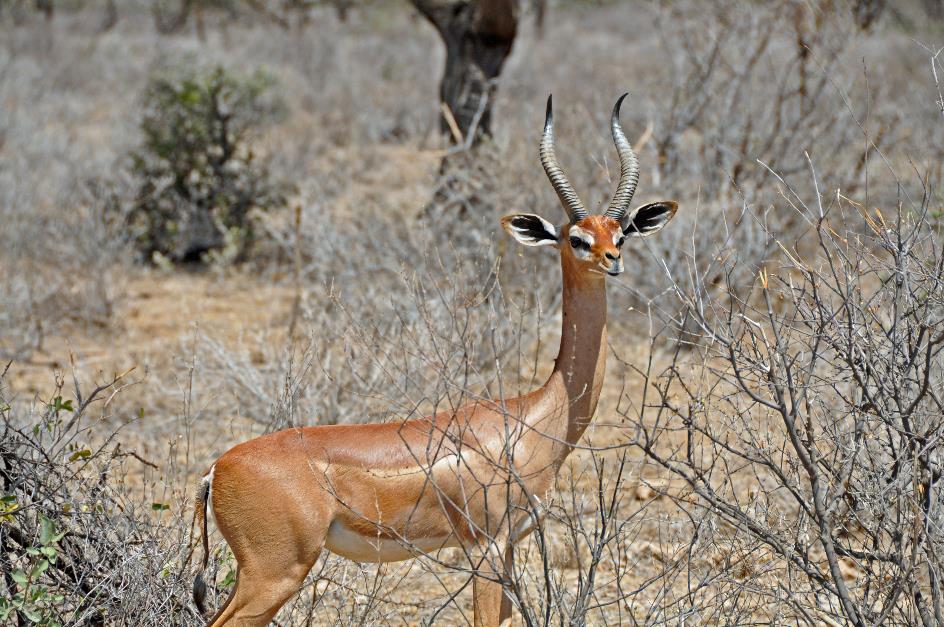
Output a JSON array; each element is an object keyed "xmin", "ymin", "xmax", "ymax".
[{"xmin": 192, "ymin": 476, "xmax": 211, "ymax": 617}]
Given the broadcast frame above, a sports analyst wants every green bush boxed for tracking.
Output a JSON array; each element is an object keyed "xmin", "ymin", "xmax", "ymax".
[
  {"xmin": 0, "ymin": 367, "xmax": 195, "ymax": 625},
  {"xmin": 126, "ymin": 62, "xmax": 289, "ymax": 264},
  {"xmin": 0, "ymin": 515, "xmax": 67, "ymax": 626}
]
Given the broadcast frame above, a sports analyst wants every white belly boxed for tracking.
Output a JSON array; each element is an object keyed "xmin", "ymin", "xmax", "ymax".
[{"xmin": 324, "ymin": 519, "xmax": 460, "ymax": 563}]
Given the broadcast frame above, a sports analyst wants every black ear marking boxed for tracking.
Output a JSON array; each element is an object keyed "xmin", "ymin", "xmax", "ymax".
[
  {"xmin": 503, "ymin": 214, "xmax": 559, "ymax": 245},
  {"xmin": 623, "ymin": 201, "xmax": 678, "ymax": 237},
  {"xmin": 511, "ymin": 216, "xmax": 551, "ymax": 240}
]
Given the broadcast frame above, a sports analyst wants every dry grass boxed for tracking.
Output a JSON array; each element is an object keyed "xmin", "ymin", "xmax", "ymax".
[{"xmin": 1, "ymin": 1, "xmax": 943, "ymax": 625}]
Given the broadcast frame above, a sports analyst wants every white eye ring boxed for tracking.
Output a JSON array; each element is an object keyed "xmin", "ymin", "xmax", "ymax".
[{"xmin": 569, "ymin": 236, "xmax": 590, "ymax": 250}]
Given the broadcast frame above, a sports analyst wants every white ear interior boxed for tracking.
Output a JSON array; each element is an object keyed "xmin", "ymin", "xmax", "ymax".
[
  {"xmin": 501, "ymin": 214, "xmax": 560, "ymax": 247},
  {"xmin": 623, "ymin": 201, "xmax": 678, "ymax": 238}
]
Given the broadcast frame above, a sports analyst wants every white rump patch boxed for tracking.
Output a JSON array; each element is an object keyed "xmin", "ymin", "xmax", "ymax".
[{"xmin": 202, "ymin": 464, "xmax": 216, "ymax": 528}]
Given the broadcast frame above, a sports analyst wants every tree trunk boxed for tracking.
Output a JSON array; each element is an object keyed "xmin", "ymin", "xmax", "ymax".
[
  {"xmin": 101, "ymin": 0, "xmax": 118, "ymax": 31},
  {"xmin": 852, "ymin": 0, "xmax": 884, "ymax": 29},
  {"xmin": 153, "ymin": 0, "xmax": 193, "ymax": 34},
  {"xmin": 34, "ymin": 0, "xmax": 52, "ymax": 20},
  {"xmin": 411, "ymin": 0, "xmax": 517, "ymax": 146},
  {"xmin": 924, "ymin": 0, "xmax": 943, "ymax": 19}
]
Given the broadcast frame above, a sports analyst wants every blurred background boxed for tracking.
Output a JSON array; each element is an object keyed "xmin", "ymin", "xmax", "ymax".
[{"xmin": 1, "ymin": 1, "xmax": 943, "ymax": 624}]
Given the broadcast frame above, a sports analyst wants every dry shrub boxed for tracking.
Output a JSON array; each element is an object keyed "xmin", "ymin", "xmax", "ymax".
[
  {"xmin": 123, "ymin": 62, "xmax": 290, "ymax": 264},
  {"xmin": 1, "ymin": 3, "xmax": 943, "ymax": 625},
  {"xmin": 0, "ymin": 179, "xmax": 125, "ymax": 362},
  {"xmin": 629, "ymin": 152, "xmax": 944, "ymax": 623},
  {"xmin": 0, "ymin": 365, "xmax": 198, "ymax": 625}
]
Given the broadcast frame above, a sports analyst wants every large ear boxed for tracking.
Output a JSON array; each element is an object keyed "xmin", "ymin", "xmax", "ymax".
[
  {"xmin": 500, "ymin": 213, "xmax": 560, "ymax": 247},
  {"xmin": 622, "ymin": 201, "xmax": 678, "ymax": 238}
]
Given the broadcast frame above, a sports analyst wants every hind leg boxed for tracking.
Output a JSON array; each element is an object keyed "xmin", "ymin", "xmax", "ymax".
[
  {"xmin": 207, "ymin": 550, "xmax": 321, "ymax": 626},
  {"xmin": 206, "ymin": 505, "xmax": 331, "ymax": 625},
  {"xmin": 472, "ymin": 535, "xmax": 514, "ymax": 627},
  {"xmin": 205, "ymin": 451, "xmax": 335, "ymax": 625}
]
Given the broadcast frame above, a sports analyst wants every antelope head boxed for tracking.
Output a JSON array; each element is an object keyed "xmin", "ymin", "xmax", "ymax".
[{"xmin": 502, "ymin": 94, "xmax": 677, "ymax": 277}]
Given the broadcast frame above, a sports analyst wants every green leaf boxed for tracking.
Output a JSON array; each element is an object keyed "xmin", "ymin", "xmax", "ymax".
[
  {"xmin": 11, "ymin": 570, "xmax": 28, "ymax": 586},
  {"xmin": 22, "ymin": 606, "xmax": 42, "ymax": 622},
  {"xmin": 0, "ymin": 494, "xmax": 16, "ymax": 522},
  {"xmin": 68, "ymin": 449, "xmax": 92, "ymax": 462},
  {"xmin": 221, "ymin": 567, "xmax": 236, "ymax": 588},
  {"xmin": 29, "ymin": 559, "xmax": 49, "ymax": 580},
  {"xmin": 151, "ymin": 502, "xmax": 169, "ymax": 511},
  {"xmin": 49, "ymin": 396, "xmax": 74, "ymax": 414},
  {"xmin": 39, "ymin": 515, "xmax": 56, "ymax": 545}
]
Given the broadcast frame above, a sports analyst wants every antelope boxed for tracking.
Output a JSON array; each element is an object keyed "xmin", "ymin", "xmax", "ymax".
[{"xmin": 192, "ymin": 94, "xmax": 678, "ymax": 626}]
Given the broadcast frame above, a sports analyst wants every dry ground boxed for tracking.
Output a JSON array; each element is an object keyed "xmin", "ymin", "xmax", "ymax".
[{"xmin": 2, "ymin": 1, "xmax": 943, "ymax": 625}]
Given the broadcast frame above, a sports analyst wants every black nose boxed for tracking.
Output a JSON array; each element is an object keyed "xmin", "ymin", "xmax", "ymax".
[{"xmin": 605, "ymin": 251, "xmax": 619, "ymax": 261}]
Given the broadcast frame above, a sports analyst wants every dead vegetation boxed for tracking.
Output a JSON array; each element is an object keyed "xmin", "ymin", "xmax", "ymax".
[{"xmin": 1, "ymin": 1, "xmax": 943, "ymax": 625}]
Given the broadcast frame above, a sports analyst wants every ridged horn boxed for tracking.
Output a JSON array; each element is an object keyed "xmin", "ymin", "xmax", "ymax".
[
  {"xmin": 540, "ymin": 95, "xmax": 588, "ymax": 223},
  {"xmin": 603, "ymin": 93, "xmax": 640, "ymax": 222}
]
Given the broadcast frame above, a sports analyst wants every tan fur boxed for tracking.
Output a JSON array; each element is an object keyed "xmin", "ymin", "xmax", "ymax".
[{"xmin": 195, "ymin": 209, "xmax": 672, "ymax": 626}]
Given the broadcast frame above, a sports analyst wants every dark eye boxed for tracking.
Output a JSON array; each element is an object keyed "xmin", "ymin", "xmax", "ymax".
[
  {"xmin": 616, "ymin": 236, "xmax": 625, "ymax": 248},
  {"xmin": 569, "ymin": 236, "xmax": 588, "ymax": 250}
]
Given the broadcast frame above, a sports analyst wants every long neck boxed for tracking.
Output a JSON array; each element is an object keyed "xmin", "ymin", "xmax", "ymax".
[{"xmin": 539, "ymin": 254, "xmax": 608, "ymax": 449}]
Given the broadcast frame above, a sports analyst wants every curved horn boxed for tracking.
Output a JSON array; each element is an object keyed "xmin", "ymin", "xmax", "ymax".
[
  {"xmin": 540, "ymin": 95, "xmax": 588, "ymax": 223},
  {"xmin": 603, "ymin": 93, "xmax": 640, "ymax": 221}
]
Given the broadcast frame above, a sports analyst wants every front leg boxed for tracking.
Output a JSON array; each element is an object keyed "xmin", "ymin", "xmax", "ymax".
[
  {"xmin": 472, "ymin": 488, "xmax": 547, "ymax": 625},
  {"xmin": 510, "ymin": 492, "xmax": 545, "ymax": 544},
  {"xmin": 472, "ymin": 536, "xmax": 514, "ymax": 627}
]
